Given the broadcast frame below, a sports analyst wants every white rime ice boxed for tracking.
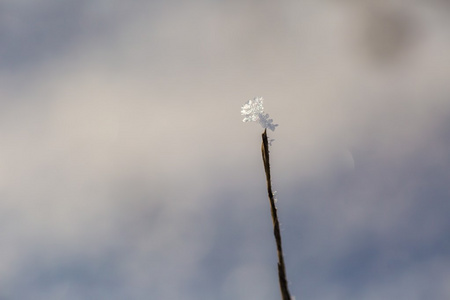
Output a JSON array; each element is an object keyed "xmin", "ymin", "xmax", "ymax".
[{"xmin": 241, "ymin": 97, "xmax": 278, "ymax": 131}]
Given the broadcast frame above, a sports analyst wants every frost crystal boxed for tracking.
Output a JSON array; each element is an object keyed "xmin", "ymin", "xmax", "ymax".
[
  {"xmin": 241, "ymin": 97, "xmax": 264, "ymax": 122},
  {"xmin": 240, "ymin": 97, "xmax": 278, "ymax": 131}
]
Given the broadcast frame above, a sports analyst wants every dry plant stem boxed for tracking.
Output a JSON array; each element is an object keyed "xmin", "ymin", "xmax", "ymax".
[{"xmin": 261, "ymin": 129, "xmax": 292, "ymax": 300}]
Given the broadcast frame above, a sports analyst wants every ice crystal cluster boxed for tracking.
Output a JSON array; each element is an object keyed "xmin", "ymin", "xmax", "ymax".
[{"xmin": 241, "ymin": 97, "xmax": 278, "ymax": 131}]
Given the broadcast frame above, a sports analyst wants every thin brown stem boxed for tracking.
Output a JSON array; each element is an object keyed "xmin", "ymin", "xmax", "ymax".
[{"xmin": 261, "ymin": 129, "xmax": 292, "ymax": 300}]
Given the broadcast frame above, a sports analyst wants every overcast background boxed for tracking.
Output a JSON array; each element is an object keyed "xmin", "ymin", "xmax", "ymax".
[{"xmin": 1, "ymin": 0, "xmax": 450, "ymax": 299}]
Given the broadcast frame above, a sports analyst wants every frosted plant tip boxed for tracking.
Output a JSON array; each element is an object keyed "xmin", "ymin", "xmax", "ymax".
[{"xmin": 240, "ymin": 97, "xmax": 278, "ymax": 131}]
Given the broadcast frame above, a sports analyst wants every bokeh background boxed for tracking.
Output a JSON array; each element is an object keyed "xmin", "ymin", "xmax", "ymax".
[{"xmin": 1, "ymin": 0, "xmax": 450, "ymax": 299}]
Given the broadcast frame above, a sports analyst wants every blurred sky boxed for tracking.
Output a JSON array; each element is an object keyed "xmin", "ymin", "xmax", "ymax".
[{"xmin": 1, "ymin": 0, "xmax": 450, "ymax": 299}]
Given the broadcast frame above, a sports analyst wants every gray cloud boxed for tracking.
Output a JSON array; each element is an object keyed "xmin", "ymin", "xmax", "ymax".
[{"xmin": 1, "ymin": 0, "xmax": 450, "ymax": 299}]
